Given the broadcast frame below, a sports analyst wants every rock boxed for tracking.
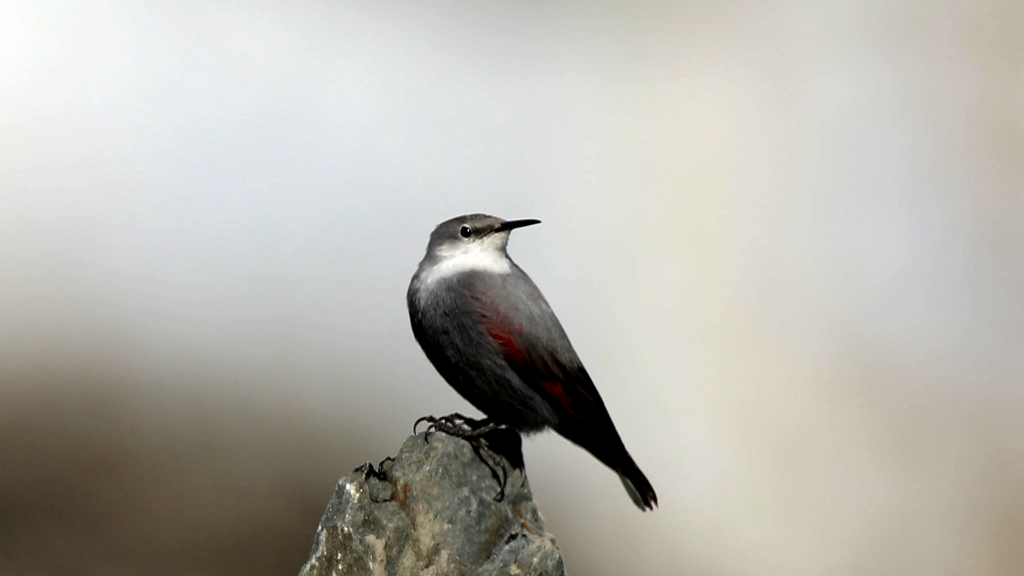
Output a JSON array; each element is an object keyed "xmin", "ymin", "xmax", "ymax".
[{"xmin": 298, "ymin": 429, "xmax": 565, "ymax": 576}]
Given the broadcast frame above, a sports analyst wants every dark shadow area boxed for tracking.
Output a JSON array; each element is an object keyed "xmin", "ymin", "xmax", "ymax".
[{"xmin": 0, "ymin": 370, "xmax": 364, "ymax": 576}]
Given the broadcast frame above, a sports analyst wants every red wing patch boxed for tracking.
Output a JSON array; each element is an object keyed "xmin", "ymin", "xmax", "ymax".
[
  {"xmin": 476, "ymin": 300, "xmax": 578, "ymax": 418},
  {"xmin": 539, "ymin": 381, "xmax": 575, "ymax": 416},
  {"xmin": 487, "ymin": 328, "xmax": 527, "ymax": 364},
  {"xmin": 478, "ymin": 300, "xmax": 528, "ymax": 365}
]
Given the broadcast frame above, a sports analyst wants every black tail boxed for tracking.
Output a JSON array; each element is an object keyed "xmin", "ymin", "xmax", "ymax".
[
  {"xmin": 556, "ymin": 420, "xmax": 658, "ymax": 511},
  {"xmin": 617, "ymin": 460, "xmax": 658, "ymax": 511}
]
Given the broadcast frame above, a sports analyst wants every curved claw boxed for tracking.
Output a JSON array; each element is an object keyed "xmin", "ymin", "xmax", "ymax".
[
  {"xmin": 411, "ymin": 415, "xmax": 524, "ymax": 501},
  {"xmin": 414, "ymin": 415, "xmax": 438, "ymax": 435},
  {"xmin": 470, "ymin": 441, "xmax": 510, "ymax": 502}
]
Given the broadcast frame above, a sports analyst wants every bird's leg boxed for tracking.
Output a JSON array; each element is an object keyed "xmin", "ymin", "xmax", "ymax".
[
  {"xmin": 470, "ymin": 440, "xmax": 509, "ymax": 502},
  {"xmin": 412, "ymin": 415, "xmax": 522, "ymax": 501},
  {"xmin": 414, "ymin": 414, "xmax": 470, "ymax": 436},
  {"xmin": 438, "ymin": 412, "xmax": 496, "ymax": 434},
  {"xmin": 458, "ymin": 421, "xmax": 499, "ymax": 437},
  {"xmin": 414, "ymin": 413, "xmax": 497, "ymax": 438},
  {"xmin": 450, "ymin": 413, "xmax": 497, "ymax": 432}
]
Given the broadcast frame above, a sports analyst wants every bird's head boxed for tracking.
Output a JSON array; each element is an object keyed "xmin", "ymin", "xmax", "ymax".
[
  {"xmin": 425, "ymin": 213, "xmax": 540, "ymax": 261},
  {"xmin": 412, "ymin": 214, "xmax": 541, "ymax": 286}
]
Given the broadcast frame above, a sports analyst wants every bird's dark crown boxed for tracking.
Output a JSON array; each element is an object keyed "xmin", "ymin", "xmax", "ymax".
[{"xmin": 425, "ymin": 214, "xmax": 540, "ymax": 254}]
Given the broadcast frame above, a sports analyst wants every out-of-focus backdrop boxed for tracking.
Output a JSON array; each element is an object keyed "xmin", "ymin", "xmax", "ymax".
[{"xmin": 2, "ymin": 1, "xmax": 1022, "ymax": 575}]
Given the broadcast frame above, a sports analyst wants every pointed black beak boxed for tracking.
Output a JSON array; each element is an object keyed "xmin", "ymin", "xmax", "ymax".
[{"xmin": 494, "ymin": 218, "xmax": 541, "ymax": 233}]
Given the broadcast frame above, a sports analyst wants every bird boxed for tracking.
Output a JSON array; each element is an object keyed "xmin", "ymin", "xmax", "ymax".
[{"xmin": 406, "ymin": 213, "xmax": 657, "ymax": 510}]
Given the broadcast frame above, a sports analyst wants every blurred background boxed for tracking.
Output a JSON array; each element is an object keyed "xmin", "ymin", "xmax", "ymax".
[{"xmin": 2, "ymin": 0, "xmax": 1022, "ymax": 574}]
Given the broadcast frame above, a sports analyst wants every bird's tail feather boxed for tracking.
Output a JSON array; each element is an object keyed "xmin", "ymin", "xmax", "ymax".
[
  {"xmin": 557, "ymin": 419, "xmax": 657, "ymax": 510},
  {"xmin": 618, "ymin": 464, "xmax": 658, "ymax": 511}
]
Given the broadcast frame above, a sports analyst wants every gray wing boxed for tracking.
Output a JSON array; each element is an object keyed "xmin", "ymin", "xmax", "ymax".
[
  {"xmin": 463, "ymin": 266, "xmax": 613, "ymax": 426},
  {"xmin": 408, "ymin": 268, "xmax": 561, "ymax": 430}
]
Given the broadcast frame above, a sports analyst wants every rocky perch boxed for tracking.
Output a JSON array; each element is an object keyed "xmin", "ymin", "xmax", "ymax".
[{"xmin": 298, "ymin": 429, "xmax": 565, "ymax": 576}]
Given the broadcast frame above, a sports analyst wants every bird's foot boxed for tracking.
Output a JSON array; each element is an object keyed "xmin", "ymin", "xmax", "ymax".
[
  {"xmin": 414, "ymin": 413, "xmax": 497, "ymax": 437},
  {"xmin": 353, "ymin": 456, "xmax": 395, "ymax": 482},
  {"xmin": 469, "ymin": 438, "xmax": 515, "ymax": 502},
  {"xmin": 413, "ymin": 414, "xmax": 522, "ymax": 502}
]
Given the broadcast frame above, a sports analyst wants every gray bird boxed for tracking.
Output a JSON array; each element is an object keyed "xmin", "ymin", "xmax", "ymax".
[{"xmin": 407, "ymin": 213, "xmax": 657, "ymax": 510}]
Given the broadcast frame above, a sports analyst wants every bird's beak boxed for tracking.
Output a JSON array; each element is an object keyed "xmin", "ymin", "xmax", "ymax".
[{"xmin": 494, "ymin": 218, "xmax": 541, "ymax": 233}]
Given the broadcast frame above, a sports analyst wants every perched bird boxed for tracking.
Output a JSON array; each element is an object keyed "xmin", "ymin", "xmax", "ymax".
[{"xmin": 407, "ymin": 213, "xmax": 657, "ymax": 510}]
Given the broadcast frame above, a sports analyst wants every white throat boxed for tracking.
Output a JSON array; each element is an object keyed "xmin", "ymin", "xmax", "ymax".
[{"xmin": 416, "ymin": 236, "xmax": 512, "ymax": 289}]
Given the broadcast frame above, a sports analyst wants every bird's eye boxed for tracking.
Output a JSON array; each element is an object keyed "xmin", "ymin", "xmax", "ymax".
[{"xmin": 459, "ymin": 225, "xmax": 472, "ymax": 238}]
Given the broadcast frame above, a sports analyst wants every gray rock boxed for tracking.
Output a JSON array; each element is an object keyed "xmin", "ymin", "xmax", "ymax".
[{"xmin": 299, "ymin": 431, "xmax": 565, "ymax": 576}]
